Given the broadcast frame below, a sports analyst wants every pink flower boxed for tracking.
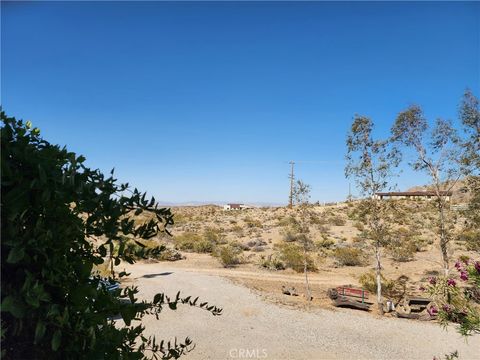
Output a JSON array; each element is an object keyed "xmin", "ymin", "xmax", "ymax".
[
  {"xmin": 429, "ymin": 277, "xmax": 437, "ymax": 285},
  {"xmin": 442, "ymin": 304, "xmax": 453, "ymax": 313},
  {"xmin": 455, "ymin": 261, "xmax": 462, "ymax": 270},
  {"xmin": 419, "ymin": 286, "xmax": 426, "ymax": 291},
  {"xmin": 447, "ymin": 278, "xmax": 456, "ymax": 287},
  {"xmin": 427, "ymin": 305, "xmax": 438, "ymax": 316},
  {"xmin": 460, "ymin": 271, "xmax": 468, "ymax": 281}
]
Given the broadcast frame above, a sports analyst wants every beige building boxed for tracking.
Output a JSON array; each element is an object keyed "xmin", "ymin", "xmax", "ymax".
[{"xmin": 374, "ymin": 191, "xmax": 452, "ymax": 201}]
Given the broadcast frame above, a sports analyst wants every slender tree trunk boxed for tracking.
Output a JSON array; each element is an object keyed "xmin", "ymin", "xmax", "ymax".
[
  {"xmin": 303, "ymin": 247, "xmax": 312, "ymax": 301},
  {"xmin": 438, "ymin": 202, "xmax": 450, "ymax": 276},
  {"xmin": 375, "ymin": 244, "xmax": 384, "ymax": 315}
]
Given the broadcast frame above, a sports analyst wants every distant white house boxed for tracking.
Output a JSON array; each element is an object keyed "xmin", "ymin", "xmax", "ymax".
[{"xmin": 223, "ymin": 203, "xmax": 250, "ymax": 211}]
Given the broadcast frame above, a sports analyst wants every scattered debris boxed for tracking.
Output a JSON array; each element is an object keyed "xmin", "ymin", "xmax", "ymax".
[
  {"xmin": 394, "ymin": 297, "xmax": 436, "ymax": 320},
  {"xmin": 282, "ymin": 285, "xmax": 298, "ymax": 296}
]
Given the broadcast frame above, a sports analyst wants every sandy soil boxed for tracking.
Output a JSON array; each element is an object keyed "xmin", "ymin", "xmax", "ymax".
[{"xmin": 123, "ymin": 261, "xmax": 480, "ymax": 360}]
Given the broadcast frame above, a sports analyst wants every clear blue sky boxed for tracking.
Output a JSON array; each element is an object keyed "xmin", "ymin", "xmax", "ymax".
[{"xmin": 2, "ymin": 1, "xmax": 479, "ymax": 204}]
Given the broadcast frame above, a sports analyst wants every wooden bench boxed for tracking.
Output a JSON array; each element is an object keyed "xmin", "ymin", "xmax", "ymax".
[{"xmin": 328, "ymin": 286, "xmax": 372, "ymax": 311}]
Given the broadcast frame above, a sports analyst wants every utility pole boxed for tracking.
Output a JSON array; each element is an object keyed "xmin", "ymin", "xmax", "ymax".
[{"xmin": 288, "ymin": 161, "xmax": 295, "ymax": 208}]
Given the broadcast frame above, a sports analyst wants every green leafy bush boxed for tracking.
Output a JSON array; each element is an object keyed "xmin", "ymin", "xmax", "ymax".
[{"xmin": 0, "ymin": 113, "xmax": 221, "ymax": 359}]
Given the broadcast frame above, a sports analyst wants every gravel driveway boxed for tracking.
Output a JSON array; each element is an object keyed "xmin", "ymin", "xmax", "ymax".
[{"xmin": 127, "ymin": 264, "xmax": 480, "ymax": 360}]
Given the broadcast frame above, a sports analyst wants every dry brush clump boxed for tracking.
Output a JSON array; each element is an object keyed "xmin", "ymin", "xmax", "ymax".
[
  {"xmin": 359, "ymin": 271, "xmax": 410, "ymax": 303},
  {"xmin": 457, "ymin": 230, "xmax": 480, "ymax": 252},
  {"xmin": 174, "ymin": 228, "xmax": 226, "ymax": 254},
  {"xmin": 333, "ymin": 246, "xmax": 366, "ymax": 266},
  {"xmin": 275, "ymin": 242, "xmax": 317, "ymax": 272},
  {"xmin": 258, "ymin": 255, "xmax": 286, "ymax": 271},
  {"xmin": 214, "ymin": 244, "xmax": 243, "ymax": 267}
]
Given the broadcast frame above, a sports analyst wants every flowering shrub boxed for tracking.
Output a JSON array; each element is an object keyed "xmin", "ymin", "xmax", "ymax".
[{"xmin": 424, "ymin": 258, "xmax": 480, "ymax": 336}]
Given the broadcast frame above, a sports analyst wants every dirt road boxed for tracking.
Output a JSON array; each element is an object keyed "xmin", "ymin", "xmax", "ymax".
[{"xmin": 124, "ymin": 262, "xmax": 480, "ymax": 360}]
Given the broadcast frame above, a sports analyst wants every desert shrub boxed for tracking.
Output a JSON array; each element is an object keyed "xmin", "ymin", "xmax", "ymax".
[
  {"xmin": 174, "ymin": 230, "xmax": 221, "ymax": 253},
  {"xmin": 333, "ymin": 247, "xmax": 365, "ymax": 266},
  {"xmin": 309, "ymin": 214, "xmax": 327, "ymax": 225},
  {"xmin": 251, "ymin": 245, "xmax": 265, "ymax": 252},
  {"xmin": 247, "ymin": 238, "xmax": 267, "ymax": 248},
  {"xmin": 259, "ymin": 255, "xmax": 285, "ymax": 270},
  {"xmin": 457, "ymin": 230, "xmax": 480, "ymax": 252},
  {"xmin": 203, "ymin": 227, "xmax": 226, "ymax": 244},
  {"xmin": 231, "ymin": 224, "xmax": 244, "ymax": 234},
  {"xmin": 359, "ymin": 271, "xmax": 396, "ymax": 295},
  {"xmin": 157, "ymin": 248, "xmax": 184, "ymax": 261},
  {"xmin": 282, "ymin": 229, "xmax": 298, "ymax": 242},
  {"xmin": 215, "ymin": 245, "xmax": 242, "ymax": 267},
  {"xmin": 278, "ymin": 216, "xmax": 298, "ymax": 227},
  {"xmin": 1, "ymin": 114, "xmax": 220, "ymax": 359},
  {"xmin": 389, "ymin": 241, "xmax": 417, "ymax": 262},
  {"xmin": 194, "ymin": 238, "xmax": 215, "ymax": 253},
  {"xmin": 354, "ymin": 222, "xmax": 365, "ymax": 231},
  {"xmin": 359, "ymin": 272, "xmax": 410, "ymax": 300},
  {"xmin": 411, "ymin": 236, "xmax": 431, "ymax": 252},
  {"xmin": 315, "ymin": 238, "xmax": 335, "ymax": 249},
  {"xmin": 277, "ymin": 243, "xmax": 316, "ymax": 272},
  {"xmin": 317, "ymin": 224, "xmax": 331, "ymax": 233},
  {"xmin": 229, "ymin": 241, "xmax": 249, "ymax": 251},
  {"xmin": 388, "ymin": 227, "xmax": 420, "ymax": 262},
  {"xmin": 174, "ymin": 232, "xmax": 201, "ymax": 251},
  {"xmin": 244, "ymin": 217, "xmax": 262, "ymax": 228},
  {"xmin": 329, "ymin": 216, "xmax": 346, "ymax": 226},
  {"xmin": 246, "ymin": 238, "xmax": 267, "ymax": 252}
]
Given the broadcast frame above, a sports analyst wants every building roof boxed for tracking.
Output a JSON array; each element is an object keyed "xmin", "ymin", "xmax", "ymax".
[
  {"xmin": 376, "ymin": 191, "xmax": 452, "ymax": 196},
  {"xmin": 227, "ymin": 203, "xmax": 243, "ymax": 207}
]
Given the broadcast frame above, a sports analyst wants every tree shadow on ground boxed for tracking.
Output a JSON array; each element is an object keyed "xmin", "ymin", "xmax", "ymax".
[{"xmin": 141, "ymin": 272, "xmax": 173, "ymax": 278}]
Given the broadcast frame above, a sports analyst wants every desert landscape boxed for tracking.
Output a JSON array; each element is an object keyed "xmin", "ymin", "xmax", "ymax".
[
  {"xmin": 3, "ymin": 2, "xmax": 479, "ymax": 359},
  {"xmin": 107, "ymin": 194, "xmax": 480, "ymax": 359}
]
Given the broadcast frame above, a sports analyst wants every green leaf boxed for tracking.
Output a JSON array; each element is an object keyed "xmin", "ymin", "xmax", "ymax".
[
  {"xmin": 7, "ymin": 246, "xmax": 25, "ymax": 263},
  {"xmin": 1, "ymin": 296, "xmax": 26, "ymax": 318},
  {"xmin": 51, "ymin": 330, "xmax": 61, "ymax": 351},
  {"xmin": 34, "ymin": 321, "xmax": 46, "ymax": 344}
]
